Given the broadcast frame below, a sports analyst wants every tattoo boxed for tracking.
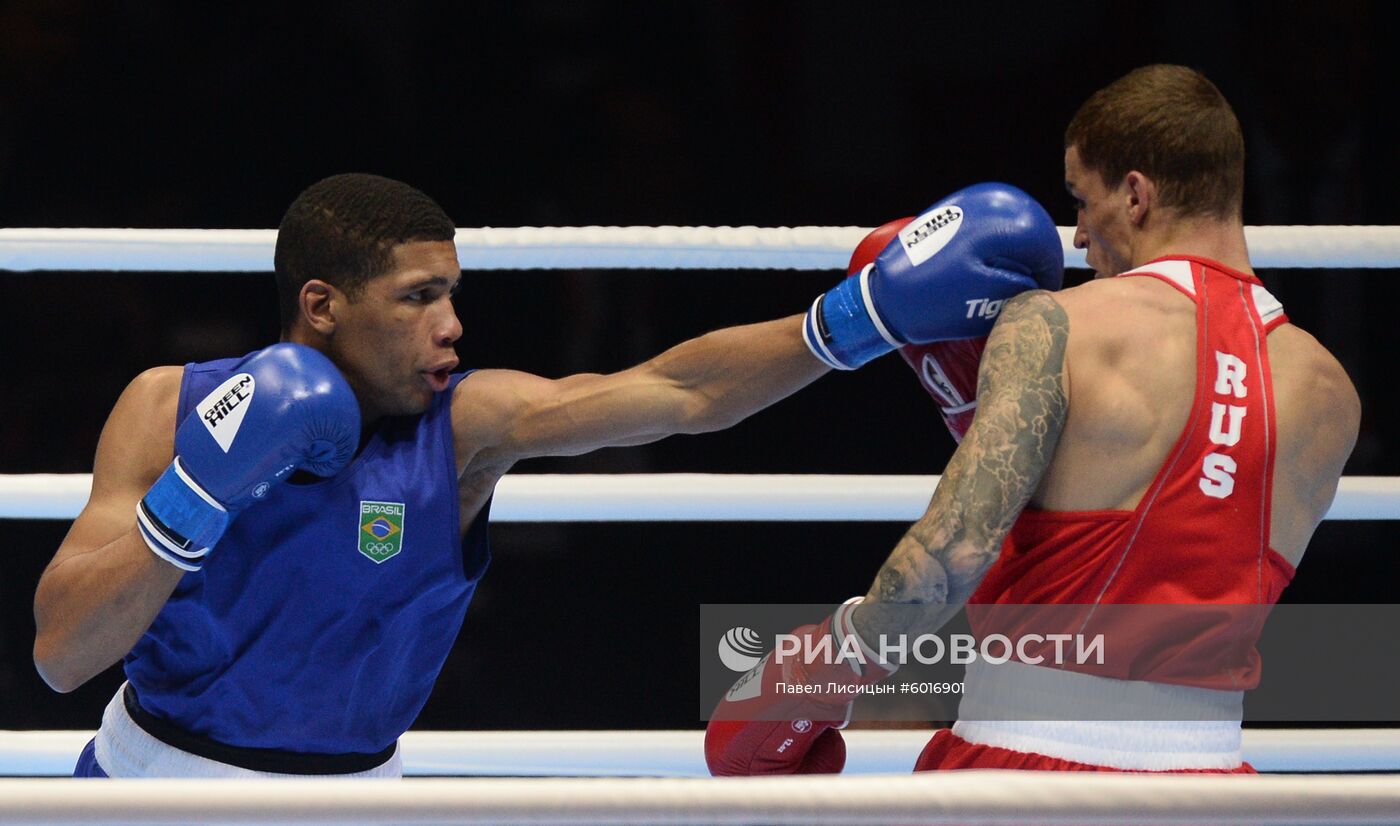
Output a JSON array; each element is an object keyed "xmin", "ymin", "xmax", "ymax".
[{"xmin": 856, "ymin": 291, "xmax": 1070, "ymax": 640}]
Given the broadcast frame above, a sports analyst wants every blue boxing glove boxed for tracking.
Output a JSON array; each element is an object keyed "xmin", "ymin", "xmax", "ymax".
[
  {"xmin": 803, "ymin": 183, "xmax": 1063, "ymax": 370},
  {"xmin": 136, "ymin": 344, "xmax": 360, "ymax": 571}
]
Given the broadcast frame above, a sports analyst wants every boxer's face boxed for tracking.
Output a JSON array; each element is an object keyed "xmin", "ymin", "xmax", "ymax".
[
  {"xmin": 1065, "ymin": 145, "xmax": 1133, "ymax": 279},
  {"xmin": 331, "ymin": 240, "xmax": 463, "ymax": 422}
]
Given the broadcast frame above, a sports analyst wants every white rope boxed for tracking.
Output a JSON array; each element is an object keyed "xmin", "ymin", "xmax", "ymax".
[
  {"xmin": 1, "ymin": 473, "xmax": 1397, "ymax": 521},
  {"xmin": 4, "ymin": 729, "xmax": 1398, "ymax": 777},
  {"xmin": 1, "ymin": 772, "xmax": 1398, "ymax": 824},
  {"xmin": 398, "ymin": 729, "xmax": 1400, "ymax": 776},
  {"xmin": 1, "ymin": 225, "xmax": 1398, "ymax": 271}
]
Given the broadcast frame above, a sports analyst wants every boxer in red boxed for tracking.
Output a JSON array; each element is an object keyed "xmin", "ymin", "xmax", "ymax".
[{"xmin": 707, "ymin": 64, "xmax": 1360, "ymax": 775}]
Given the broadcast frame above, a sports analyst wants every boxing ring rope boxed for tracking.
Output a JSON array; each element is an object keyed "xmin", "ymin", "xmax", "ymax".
[
  {"xmin": 3, "ymin": 772, "xmax": 1400, "ymax": 825},
  {"xmin": 2, "ymin": 731, "xmax": 1397, "ymax": 822},
  {"xmin": 2, "ymin": 224, "xmax": 1400, "ymax": 271},
  {"xmin": 5, "ymin": 729, "xmax": 1400, "ymax": 776},
  {"xmin": 2, "ymin": 473, "xmax": 1400, "ymax": 521}
]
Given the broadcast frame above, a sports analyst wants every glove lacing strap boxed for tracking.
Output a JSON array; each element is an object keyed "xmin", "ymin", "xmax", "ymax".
[
  {"xmin": 831, "ymin": 596, "xmax": 899, "ymax": 679},
  {"xmin": 802, "ymin": 295, "xmax": 848, "ymax": 370},
  {"xmin": 136, "ymin": 457, "xmax": 220, "ymax": 572},
  {"xmin": 802, "ymin": 264, "xmax": 903, "ymax": 371},
  {"xmin": 827, "ymin": 597, "xmax": 900, "ymax": 730},
  {"xmin": 856, "ymin": 264, "xmax": 903, "ymax": 349}
]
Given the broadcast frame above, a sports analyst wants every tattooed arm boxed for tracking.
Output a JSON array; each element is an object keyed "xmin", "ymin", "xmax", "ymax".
[{"xmin": 852, "ymin": 290, "xmax": 1070, "ymax": 642}]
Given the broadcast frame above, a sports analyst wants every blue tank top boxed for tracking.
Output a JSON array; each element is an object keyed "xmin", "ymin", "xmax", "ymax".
[{"xmin": 124, "ymin": 356, "xmax": 491, "ymax": 755}]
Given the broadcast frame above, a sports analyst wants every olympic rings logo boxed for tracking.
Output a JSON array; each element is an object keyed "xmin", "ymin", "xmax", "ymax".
[{"xmin": 362, "ymin": 541, "xmax": 398, "ymax": 554}]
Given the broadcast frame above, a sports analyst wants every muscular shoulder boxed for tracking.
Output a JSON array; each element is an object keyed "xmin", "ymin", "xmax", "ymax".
[
  {"xmin": 987, "ymin": 290, "xmax": 1070, "ymax": 351},
  {"xmin": 1054, "ymin": 277, "xmax": 1190, "ymax": 333},
  {"xmin": 1270, "ymin": 324, "xmax": 1356, "ymax": 397},
  {"xmin": 448, "ymin": 368, "xmax": 601, "ymax": 470},
  {"xmin": 448, "ymin": 370, "xmax": 520, "ymax": 467},
  {"xmin": 89, "ymin": 366, "xmax": 183, "ymax": 497},
  {"xmin": 1041, "ymin": 278, "xmax": 1196, "ymax": 460},
  {"xmin": 111, "ymin": 367, "xmax": 182, "ymax": 439},
  {"xmin": 1269, "ymin": 324, "xmax": 1360, "ymax": 453},
  {"xmin": 1265, "ymin": 323, "xmax": 1359, "ymax": 559},
  {"xmin": 126, "ymin": 365, "xmax": 183, "ymax": 407},
  {"xmin": 1054, "ymin": 277, "xmax": 1195, "ymax": 372},
  {"xmin": 979, "ymin": 290, "xmax": 1070, "ymax": 408}
]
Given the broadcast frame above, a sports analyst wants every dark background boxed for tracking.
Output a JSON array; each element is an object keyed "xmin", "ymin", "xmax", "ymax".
[{"xmin": 2, "ymin": 1, "xmax": 1396, "ymax": 734}]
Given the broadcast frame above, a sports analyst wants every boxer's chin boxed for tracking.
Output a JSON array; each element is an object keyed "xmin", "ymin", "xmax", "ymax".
[{"xmin": 384, "ymin": 384, "xmax": 433, "ymax": 418}]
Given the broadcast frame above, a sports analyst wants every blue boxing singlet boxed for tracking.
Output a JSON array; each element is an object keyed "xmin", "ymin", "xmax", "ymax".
[{"xmin": 122, "ymin": 355, "xmax": 490, "ymax": 766}]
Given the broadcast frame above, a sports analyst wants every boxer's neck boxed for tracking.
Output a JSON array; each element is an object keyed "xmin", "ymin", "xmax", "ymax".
[{"xmin": 1129, "ymin": 213, "xmax": 1252, "ymax": 276}]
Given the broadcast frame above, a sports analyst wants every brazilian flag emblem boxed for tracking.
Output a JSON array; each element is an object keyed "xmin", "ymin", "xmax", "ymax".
[{"xmin": 359, "ymin": 500, "xmax": 405, "ymax": 563}]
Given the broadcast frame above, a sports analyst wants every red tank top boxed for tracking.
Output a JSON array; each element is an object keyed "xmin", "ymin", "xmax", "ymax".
[{"xmin": 967, "ymin": 256, "xmax": 1295, "ymax": 689}]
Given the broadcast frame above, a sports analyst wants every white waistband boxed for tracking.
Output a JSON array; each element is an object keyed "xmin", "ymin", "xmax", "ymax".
[
  {"xmin": 953, "ymin": 660, "xmax": 1244, "ymax": 771},
  {"xmin": 94, "ymin": 683, "xmax": 402, "ymax": 778},
  {"xmin": 958, "ymin": 658, "xmax": 1245, "ymax": 721}
]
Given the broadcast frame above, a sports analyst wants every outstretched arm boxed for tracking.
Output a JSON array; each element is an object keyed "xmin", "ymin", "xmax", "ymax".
[
  {"xmin": 852, "ymin": 291, "xmax": 1070, "ymax": 641},
  {"xmin": 451, "ymin": 183, "xmax": 1063, "ymax": 478},
  {"xmin": 453, "ymin": 314, "xmax": 826, "ymax": 470}
]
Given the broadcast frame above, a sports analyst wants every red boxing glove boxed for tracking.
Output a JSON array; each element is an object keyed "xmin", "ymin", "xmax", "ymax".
[
  {"xmin": 845, "ymin": 218, "xmax": 913, "ymax": 278},
  {"xmin": 898, "ymin": 338, "xmax": 986, "ymax": 443},
  {"xmin": 847, "ymin": 219, "xmax": 987, "ymax": 444},
  {"xmin": 705, "ymin": 600, "xmax": 895, "ymax": 776}
]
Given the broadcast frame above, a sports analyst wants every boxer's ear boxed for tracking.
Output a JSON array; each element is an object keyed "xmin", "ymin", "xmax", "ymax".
[
  {"xmin": 299, "ymin": 279, "xmax": 342, "ymax": 336},
  {"xmin": 1123, "ymin": 170, "xmax": 1156, "ymax": 227}
]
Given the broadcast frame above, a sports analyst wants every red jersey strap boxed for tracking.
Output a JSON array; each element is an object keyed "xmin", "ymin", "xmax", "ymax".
[{"xmin": 1120, "ymin": 256, "xmax": 1289, "ymax": 331}]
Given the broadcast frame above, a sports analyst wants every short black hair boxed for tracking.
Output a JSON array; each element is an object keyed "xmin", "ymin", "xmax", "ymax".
[{"xmin": 274, "ymin": 173, "xmax": 456, "ymax": 332}]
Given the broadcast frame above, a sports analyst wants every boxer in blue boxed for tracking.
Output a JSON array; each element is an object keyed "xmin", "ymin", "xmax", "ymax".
[{"xmin": 34, "ymin": 173, "xmax": 1061, "ymax": 777}]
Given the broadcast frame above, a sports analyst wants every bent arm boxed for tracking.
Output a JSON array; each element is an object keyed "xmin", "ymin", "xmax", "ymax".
[
  {"xmin": 33, "ymin": 367, "xmax": 186, "ymax": 692},
  {"xmin": 852, "ymin": 292, "xmax": 1070, "ymax": 641},
  {"xmin": 455, "ymin": 314, "xmax": 827, "ymax": 468}
]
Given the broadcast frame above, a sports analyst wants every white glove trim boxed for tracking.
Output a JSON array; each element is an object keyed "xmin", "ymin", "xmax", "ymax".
[{"xmin": 858, "ymin": 264, "xmax": 902, "ymax": 348}]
